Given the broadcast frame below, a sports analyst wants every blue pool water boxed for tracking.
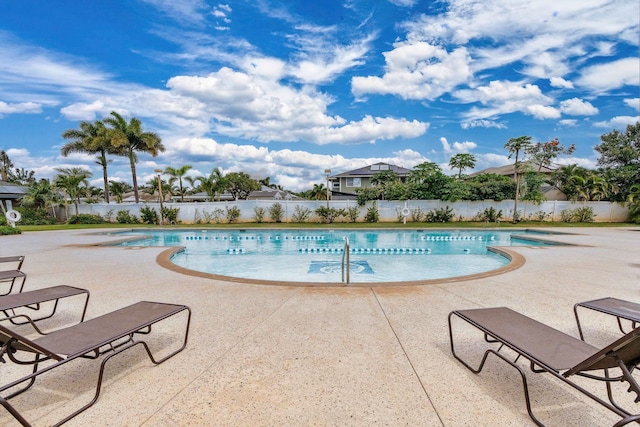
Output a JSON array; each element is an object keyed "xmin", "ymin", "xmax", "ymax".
[{"xmin": 113, "ymin": 229, "xmax": 557, "ymax": 284}]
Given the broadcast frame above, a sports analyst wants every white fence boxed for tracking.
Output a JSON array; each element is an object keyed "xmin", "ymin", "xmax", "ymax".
[{"xmin": 73, "ymin": 199, "xmax": 630, "ymax": 223}]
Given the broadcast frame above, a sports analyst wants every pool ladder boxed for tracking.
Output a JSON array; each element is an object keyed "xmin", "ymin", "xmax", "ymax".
[{"xmin": 342, "ymin": 237, "xmax": 350, "ymax": 284}]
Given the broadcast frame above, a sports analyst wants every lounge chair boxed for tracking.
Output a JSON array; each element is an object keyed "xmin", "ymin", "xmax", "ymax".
[
  {"xmin": 0, "ymin": 300, "xmax": 191, "ymax": 427},
  {"xmin": 449, "ymin": 307, "xmax": 640, "ymax": 426},
  {"xmin": 0, "ymin": 285, "xmax": 90, "ymax": 328},
  {"xmin": 0, "ymin": 256, "xmax": 26, "ymax": 296},
  {"xmin": 575, "ymin": 297, "xmax": 640, "ymax": 340}
]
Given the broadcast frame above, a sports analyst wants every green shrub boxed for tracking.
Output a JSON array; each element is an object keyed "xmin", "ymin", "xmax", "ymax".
[
  {"xmin": 268, "ymin": 203, "xmax": 283, "ymax": 222},
  {"xmin": 139, "ymin": 206, "xmax": 159, "ymax": 224},
  {"xmin": 6, "ymin": 207, "xmax": 56, "ymax": 225},
  {"xmin": 629, "ymin": 201, "xmax": 640, "ymax": 224},
  {"xmin": 425, "ymin": 206, "xmax": 454, "ymax": 223},
  {"xmin": 67, "ymin": 214, "xmax": 105, "ymax": 224},
  {"xmin": 291, "ymin": 205, "xmax": 312, "ymax": 222},
  {"xmin": 364, "ymin": 203, "xmax": 379, "ymax": 223},
  {"xmin": 476, "ymin": 207, "xmax": 503, "ymax": 223},
  {"xmin": 226, "ymin": 206, "xmax": 241, "ymax": 223},
  {"xmin": 253, "ymin": 207, "xmax": 266, "ymax": 223},
  {"xmin": 528, "ymin": 210, "xmax": 550, "ymax": 222},
  {"xmin": 410, "ymin": 207, "xmax": 424, "ymax": 222},
  {"xmin": 315, "ymin": 206, "xmax": 344, "ymax": 223},
  {"xmin": 161, "ymin": 206, "xmax": 180, "ymax": 224},
  {"xmin": 116, "ymin": 210, "xmax": 139, "ymax": 224},
  {"xmin": 560, "ymin": 206, "xmax": 595, "ymax": 223},
  {"xmin": 345, "ymin": 206, "xmax": 359, "ymax": 223},
  {"xmin": 0, "ymin": 225, "xmax": 21, "ymax": 235}
]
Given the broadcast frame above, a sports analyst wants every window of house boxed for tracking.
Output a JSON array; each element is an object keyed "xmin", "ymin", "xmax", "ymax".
[
  {"xmin": 379, "ymin": 164, "xmax": 389, "ymax": 170},
  {"xmin": 346, "ymin": 178, "xmax": 361, "ymax": 187},
  {"xmin": 370, "ymin": 164, "xmax": 379, "ymax": 171}
]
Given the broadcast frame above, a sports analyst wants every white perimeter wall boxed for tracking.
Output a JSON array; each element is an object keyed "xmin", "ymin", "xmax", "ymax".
[{"xmin": 74, "ymin": 199, "xmax": 630, "ymax": 223}]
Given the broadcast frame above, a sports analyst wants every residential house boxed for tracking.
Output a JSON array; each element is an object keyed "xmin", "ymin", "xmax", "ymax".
[{"xmin": 328, "ymin": 162, "xmax": 412, "ymax": 200}]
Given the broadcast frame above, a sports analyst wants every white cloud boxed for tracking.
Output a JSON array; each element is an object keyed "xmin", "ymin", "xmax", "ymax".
[
  {"xmin": 550, "ymin": 77, "xmax": 574, "ymax": 89},
  {"xmin": 440, "ymin": 137, "xmax": 477, "ymax": 153},
  {"xmin": 594, "ymin": 116, "xmax": 640, "ymax": 128},
  {"xmin": 460, "ymin": 120, "xmax": 506, "ymax": 129},
  {"xmin": 557, "ymin": 119, "xmax": 578, "ymax": 127},
  {"xmin": 456, "ymin": 80, "xmax": 558, "ymax": 120},
  {"xmin": 139, "ymin": 0, "xmax": 207, "ymax": 25},
  {"xmin": 167, "ymin": 68, "xmax": 428, "ymax": 144},
  {"xmin": 351, "ymin": 42, "xmax": 472, "ymax": 100},
  {"xmin": 559, "ymin": 98, "xmax": 598, "ymax": 116},
  {"xmin": 576, "ymin": 57, "xmax": 640, "ymax": 92},
  {"xmin": 624, "ymin": 98, "xmax": 640, "ymax": 111},
  {"xmin": 388, "ymin": 0, "xmax": 417, "ymax": 6},
  {"xmin": 0, "ymin": 100, "xmax": 41, "ymax": 117}
]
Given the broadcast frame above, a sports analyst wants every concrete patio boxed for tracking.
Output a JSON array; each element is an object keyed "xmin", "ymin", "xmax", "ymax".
[{"xmin": 0, "ymin": 227, "xmax": 639, "ymax": 426}]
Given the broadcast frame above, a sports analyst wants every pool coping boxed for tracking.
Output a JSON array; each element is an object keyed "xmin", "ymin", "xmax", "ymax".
[{"xmin": 84, "ymin": 227, "xmax": 583, "ymax": 288}]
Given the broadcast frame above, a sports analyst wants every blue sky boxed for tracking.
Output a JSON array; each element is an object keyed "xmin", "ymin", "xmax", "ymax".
[{"xmin": 0, "ymin": 0, "xmax": 638, "ymax": 192}]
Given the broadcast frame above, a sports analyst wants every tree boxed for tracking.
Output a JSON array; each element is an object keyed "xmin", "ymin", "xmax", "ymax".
[
  {"xmin": 505, "ymin": 136, "xmax": 533, "ymax": 221},
  {"xmin": 0, "ymin": 150, "xmax": 14, "ymax": 181},
  {"xmin": 225, "ymin": 172, "xmax": 260, "ymax": 200},
  {"xmin": 61, "ymin": 120, "xmax": 114, "ymax": 203},
  {"xmin": 11, "ymin": 168, "xmax": 36, "ymax": 185},
  {"xmin": 371, "ymin": 170, "xmax": 400, "ymax": 200},
  {"xmin": 449, "ymin": 153, "xmax": 476, "ymax": 179},
  {"xmin": 22, "ymin": 179, "xmax": 61, "ymax": 219},
  {"xmin": 309, "ymin": 183, "xmax": 328, "ymax": 200},
  {"xmin": 595, "ymin": 122, "xmax": 640, "ymax": 167},
  {"xmin": 104, "ymin": 111, "xmax": 164, "ymax": 203},
  {"xmin": 53, "ymin": 167, "xmax": 92, "ymax": 217},
  {"xmin": 108, "ymin": 180, "xmax": 132, "ymax": 203},
  {"xmin": 193, "ymin": 167, "xmax": 228, "ymax": 201},
  {"xmin": 164, "ymin": 165, "xmax": 192, "ymax": 202},
  {"xmin": 526, "ymin": 138, "xmax": 575, "ymax": 171}
]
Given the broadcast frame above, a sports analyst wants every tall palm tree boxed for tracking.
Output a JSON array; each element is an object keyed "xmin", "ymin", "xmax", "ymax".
[
  {"xmin": 53, "ymin": 167, "xmax": 92, "ymax": 217},
  {"xmin": 505, "ymin": 136, "xmax": 532, "ymax": 222},
  {"xmin": 309, "ymin": 183, "xmax": 327, "ymax": 200},
  {"xmin": 449, "ymin": 153, "xmax": 476, "ymax": 179},
  {"xmin": 0, "ymin": 150, "xmax": 13, "ymax": 181},
  {"xmin": 61, "ymin": 120, "xmax": 114, "ymax": 203},
  {"xmin": 164, "ymin": 165, "xmax": 192, "ymax": 202},
  {"xmin": 104, "ymin": 111, "xmax": 164, "ymax": 203}
]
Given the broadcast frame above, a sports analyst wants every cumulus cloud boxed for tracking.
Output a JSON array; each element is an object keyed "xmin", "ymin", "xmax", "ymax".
[
  {"xmin": 559, "ymin": 98, "xmax": 598, "ymax": 116},
  {"xmin": 550, "ymin": 77, "xmax": 574, "ymax": 89},
  {"xmin": 625, "ymin": 98, "xmax": 640, "ymax": 111},
  {"xmin": 351, "ymin": 42, "xmax": 472, "ymax": 100},
  {"xmin": 576, "ymin": 57, "xmax": 640, "ymax": 92},
  {"xmin": 167, "ymin": 68, "xmax": 428, "ymax": 144},
  {"xmin": 440, "ymin": 137, "xmax": 477, "ymax": 153},
  {"xmin": 594, "ymin": 116, "xmax": 640, "ymax": 128},
  {"xmin": 456, "ymin": 80, "xmax": 558, "ymax": 120},
  {"xmin": 0, "ymin": 100, "xmax": 41, "ymax": 117},
  {"xmin": 557, "ymin": 119, "xmax": 578, "ymax": 127}
]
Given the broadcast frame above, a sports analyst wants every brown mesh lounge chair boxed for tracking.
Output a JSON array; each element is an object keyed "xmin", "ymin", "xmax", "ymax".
[
  {"xmin": 0, "ymin": 285, "xmax": 90, "ymax": 328},
  {"xmin": 449, "ymin": 307, "xmax": 640, "ymax": 426},
  {"xmin": 574, "ymin": 297, "xmax": 640, "ymax": 340},
  {"xmin": 0, "ymin": 301, "xmax": 191, "ymax": 427},
  {"xmin": 0, "ymin": 256, "xmax": 26, "ymax": 296}
]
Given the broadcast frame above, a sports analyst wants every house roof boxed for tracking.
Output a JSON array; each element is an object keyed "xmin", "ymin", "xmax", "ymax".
[
  {"xmin": 469, "ymin": 163, "xmax": 555, "ymax": 177},
  {"xmin": 0, "ymin": 181, "xmax": 28, "ymax": 200},
  {"xmin": 331, "ymin": 162, "xmax": 412, "ymax": 178}
]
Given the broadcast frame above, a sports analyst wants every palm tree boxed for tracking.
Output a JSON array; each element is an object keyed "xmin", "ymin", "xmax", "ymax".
[
  {"xmin": 449, "ymin": 153, "xmax": 476, "ymax": 179},
  {"xmin": 22, "ymin": 179, "xmax": 61, "ymax": 219},
  {"xmin": 108, "ymin": 180, "xmax": 132, "ymax": 203},
  {"xmin": 104, "ymin": 111, "xmax": 164, "ymax": 203},
  {"xmin": 61, "ymin": 120, "xmax": 114, "ymax": 203},
  {"xmin": 164, "ymin": 165, "xmax": 192, "ymax": 202},
  {"xmin": 0, "ymin": 150, "xmax": 14, "ymax": 181},
  {"xmin": 53, "ymin": 167, "xmax": 92, "ymax": 217},
  {"xmin": 193, "ymin": 167, "xmax": 227, "ymax": 201},
  {"xmin": 307, "ymin": 183, "xmax": 324, "ymax": 200},
  {"xmin": 505, "ymin": 136, "xmax": 532, "ymax": 222}
]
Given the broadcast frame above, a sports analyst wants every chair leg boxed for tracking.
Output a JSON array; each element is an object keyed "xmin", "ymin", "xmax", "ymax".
[{"xmin": 0, "ymin": 396, "xmax": 33, "ymax": 427}]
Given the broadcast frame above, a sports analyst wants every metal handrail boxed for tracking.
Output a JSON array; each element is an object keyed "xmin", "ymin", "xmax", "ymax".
[{"xmin": 341, "ymin": 237, "xmax": 350, "ymax": 284}]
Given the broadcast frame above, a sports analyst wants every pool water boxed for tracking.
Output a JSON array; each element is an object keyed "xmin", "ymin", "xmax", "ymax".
[{"xmin": 113, "ymin": 229, "xmax": 555, "ymax": 284}]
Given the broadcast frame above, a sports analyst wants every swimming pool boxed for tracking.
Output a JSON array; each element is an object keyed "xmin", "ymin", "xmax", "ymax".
[{"xmin": 113, "ymin": 229, "xmax": 558, "ymax": 285}]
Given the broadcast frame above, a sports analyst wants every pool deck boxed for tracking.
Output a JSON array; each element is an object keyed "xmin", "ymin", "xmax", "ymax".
[{"xmin": 0, "ymin": 226, "xmax": 639, "ymax": 426}]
